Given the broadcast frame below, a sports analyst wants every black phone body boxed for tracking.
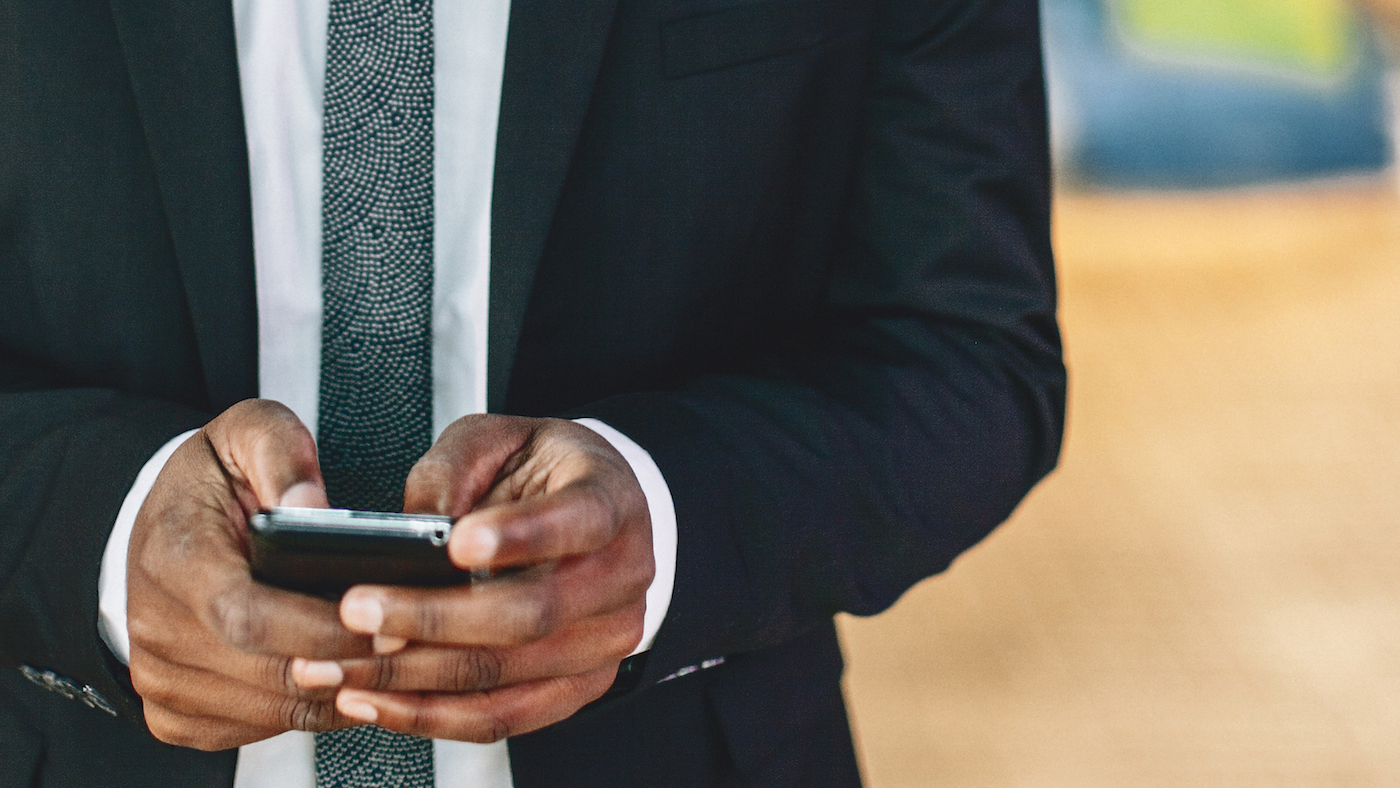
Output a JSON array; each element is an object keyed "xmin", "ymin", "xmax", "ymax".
[{"xmin": 248, "ymin": 507, "xmax": 475, "ymax": 596}]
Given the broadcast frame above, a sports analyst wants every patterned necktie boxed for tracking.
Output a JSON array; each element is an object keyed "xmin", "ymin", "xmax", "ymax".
[{"xmin": 315, "ymin": 0, "xmax": 435, "ymax": 784}]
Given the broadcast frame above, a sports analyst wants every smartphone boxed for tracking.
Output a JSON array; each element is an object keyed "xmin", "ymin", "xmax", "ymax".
[{"xmin": 248, "ymin": 507, "xmax": 481, "ymax": 596}]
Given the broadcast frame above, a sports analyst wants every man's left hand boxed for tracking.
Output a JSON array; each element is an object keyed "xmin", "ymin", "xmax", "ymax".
[{"xmin": 290, "ymin": 415, "xmax": 654, "ymax": 742}]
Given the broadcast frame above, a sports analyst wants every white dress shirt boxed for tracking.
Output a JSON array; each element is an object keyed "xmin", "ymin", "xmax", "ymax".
[{"xmin": 94, "ymin": 0, "xmax": 679, "ymax": 785}]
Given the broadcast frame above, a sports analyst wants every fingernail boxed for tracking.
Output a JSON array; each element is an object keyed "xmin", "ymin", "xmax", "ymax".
[
  {"xmin": 461, "ymin": 525, "xmax": 500, "ymax": 565},
  {"xmin": 373, "ymin": 634, "xmax": 408, "ymax": 654},
  {"xmin": 336, "ymin": 690, "xmax": 379, "ymax": 723},
  {"xmin": 279, "ymin": 481, "xmax": 324, "ymax": 508},
  {"xmin": 340, "ymin": 593, "xmax": 384, "ymax": 634},
  {"xmin": 292, "ymin": 658, "xmax": 343, "ymax": 688}
]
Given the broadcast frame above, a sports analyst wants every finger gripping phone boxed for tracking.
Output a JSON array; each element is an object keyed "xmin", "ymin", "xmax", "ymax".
[{"xmin": 248, "ymin": 507, "xmax": 476, "ymax": 596}]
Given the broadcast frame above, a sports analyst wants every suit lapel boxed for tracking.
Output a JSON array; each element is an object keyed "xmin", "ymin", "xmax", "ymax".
[
  {"xmin": 106, "ymin": 0, "xmax": 617, "ymax": 414},
  {"xmin": 108, "ymin": 0, "xmax": 258, "ymax": 412},
  {"xmin": 489, "ymin": 0, "xmax": 622, "ymax": 412}
]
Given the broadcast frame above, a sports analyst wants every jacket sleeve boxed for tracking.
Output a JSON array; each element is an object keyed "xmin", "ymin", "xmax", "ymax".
[
  {"xmin": 578, "ymin": 0, "xmax": 1065, "ymax": 688},
  {"xmin": 0, "ymin": 379, "xmax": 211, "ymax": 721}
]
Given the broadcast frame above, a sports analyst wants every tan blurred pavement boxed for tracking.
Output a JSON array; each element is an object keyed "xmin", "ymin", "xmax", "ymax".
[{"xmin": 838, "ymin": 184, "xmax": 1400, "ymax": 787}]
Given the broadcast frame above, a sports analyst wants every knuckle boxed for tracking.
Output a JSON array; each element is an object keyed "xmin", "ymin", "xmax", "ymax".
[
  {"xmin": 510, "ymin": 595, "xmax": 554, "ymax": 643},
  {"xmin": 583, "ymin": 669, "xmax": 616, "ymax": 701},
  {"xmin": 533, "ymin": 595, "xmax": 558, "ymax": 640},
  {"xmin": 626, "ymin": 566, "xmax": 654, "ymax": 601},
  {"xmin": 465, "ymin": 712, "xmax": 512, "ymax": 744},
  {"xmin": 236, "ymin": 400, "xmax": 313, "ymax": 462},
  {"xmin": 267, "ymin": 657, "xmax": 297, "ymax": 694},
  {"xmin": 368, "ymin": 656, "xmax": 397, "ymax": 691},
  {"xmin": 398, "ymin": 700, "xmax": 433, "ymax": 738},
  {"xmin": 284, "ymin": 427, "xmax": 319, "ymax": 466},
  {"xmin": 488, "ymin": 714, "xmax": 512, "ymax": 743},
  {"xmin": 280, "ymin": 696, "xmax": 333, "ymax": 732},
  {"xmin": 407, "ymin": 455, "xmax": 454, "ymax": 489},
  {"xmin": 126, "ymin": 612, "xmax": 164, "ymax": 652},
  {"xmin": 523, "ymin": 517, "xmax": 557, "ymax": 557},
  {"xmin": 415, "ymin": 600, "xmax": 449, "ymax": 642},
  {"xmin": 440, "ymin": 414, "xmax": 480, "ymax": 441},
  {"xmin": 132, "ymin": 542, "xmax": 178, "ymax": 587},
  {"xmin": 445, "ymin": 649, "xmax": 502, "ymax": 691},
  {"xmin": 209, "ymin": 588, "xmax": 261, "ymax": 651},
  {"xmin": 611, "ymin": 616, "xmax": 645, "ymax": 659},
  {"xmin": 590, "ymin": 490, "xmax": 619, "ymax": 537},
  {"xmin": 225, "ymin": 401, "xmax": 268, "ymax": 437},
  {"xmin": 181, "ymin": 732, "xmax": 225, "ymax": 752},
  {"xmin": 404, "ymin": 457, "xmax": 454, "ymax": 512},
  {"xmin": 245, "ymin": 424, "xmax": 282, "ymax": 466},
  {"xmin": 238, "ymin": 397, "xmax": 291, "ymax": 425},
  {"xmin": 127, "ymin": 659, "xmax": 163, "ymax": 702},
  {"xmin": 146, "ymin": 710, "xmax": 219, "ymax": 751},
  {"xmin": 143, "ymin": 710, "xmax": 183, "ymax": 745},
  {"xmin": 129, "ymin": 660, "xmax": 193, "ymax": 713}
]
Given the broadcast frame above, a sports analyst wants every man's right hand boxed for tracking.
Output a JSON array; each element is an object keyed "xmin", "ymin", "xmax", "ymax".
[{"xmin": 125, "ymin": 399, "xmax": 375, "ymax": 751}]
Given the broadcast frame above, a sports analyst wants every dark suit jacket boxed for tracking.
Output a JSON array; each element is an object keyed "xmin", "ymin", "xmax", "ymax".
[{"xmin": 0, "ymin": 0, "xmax": 1065, "ymax": 784}]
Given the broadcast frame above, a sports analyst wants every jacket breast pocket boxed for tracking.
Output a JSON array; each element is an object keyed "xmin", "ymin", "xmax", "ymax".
[{"xmin": 661, "ymin": 1, "xmax": 833, "ymax": 78}]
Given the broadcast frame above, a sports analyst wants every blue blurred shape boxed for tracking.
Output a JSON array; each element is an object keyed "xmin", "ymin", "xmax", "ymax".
[{"xmin": 1043, "ymin": 0, "xmax": 1392, "ymax": 188}]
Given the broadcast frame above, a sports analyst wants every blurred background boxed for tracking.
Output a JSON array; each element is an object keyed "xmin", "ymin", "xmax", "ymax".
[{"xmin": 837, "ymin": 0, "xmax": 1400, "ymax": 784}]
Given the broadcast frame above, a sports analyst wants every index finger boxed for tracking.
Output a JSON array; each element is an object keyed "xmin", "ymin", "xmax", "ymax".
[
  {"xmin": 135, "ymin": 549, "xmax": 376, "ymax": 661},
  {"xmin": 200, "ymin": 570, "xmax": 378, "ymax": 660}
]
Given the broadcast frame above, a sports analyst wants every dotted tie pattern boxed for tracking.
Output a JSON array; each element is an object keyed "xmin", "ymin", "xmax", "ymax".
[
  {"xmin": 316, "ymin": 724, "xmax": 435, "ymax": 788},
  {"xmin": 314, "ymin": 0, "xmax": 435, "ymax": 785},
  {"xmin": 317, "ymin": 0, "xmax": 435, "ymax": 516}
]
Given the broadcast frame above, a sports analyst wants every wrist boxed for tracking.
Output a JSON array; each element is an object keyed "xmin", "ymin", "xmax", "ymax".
[
  {"xmin": 98, "ymin": 428, "xmax": 200, "ymax": 664},
  {"xmin": 571, "ymin": 418, "xmax": 676, "ymax": 654}
]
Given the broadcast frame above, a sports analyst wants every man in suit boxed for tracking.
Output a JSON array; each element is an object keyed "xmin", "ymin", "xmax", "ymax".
[{"xmin": 0, "ymin": 0, "xmax": 1065, "ymax": 783}]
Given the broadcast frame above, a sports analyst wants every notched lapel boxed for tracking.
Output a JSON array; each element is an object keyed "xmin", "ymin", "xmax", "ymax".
[
  {"xmin": 489, "ymin": 0, "xmax": 623, "ymax": 412},
  {"xmin": 107, "ymin": 0, "xmax": 618, "ymax": 414},
  {"xmin": 108, "ymin": 0, "xmax": 258, "ymax": 412}
]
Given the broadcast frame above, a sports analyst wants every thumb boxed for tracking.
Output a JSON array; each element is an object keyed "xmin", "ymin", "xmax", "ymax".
[
  {"xmin": 278, "ymin": 480, "xmax": 329, "ymax": 508},
  {"xmin": 206, "ymin": 399, "xmax": 329, "ymax": 511},
  {"xmin": 403, "ymin": 414, "xmax": 536, "ymax": 517}
]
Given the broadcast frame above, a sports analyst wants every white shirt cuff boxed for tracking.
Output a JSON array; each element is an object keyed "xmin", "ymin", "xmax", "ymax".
[
  {"xmin": 98, "ymin": 429, "xmax": 201, "ymax": 666},
  {"xmin": 572, "ymin": 418, "xmax": 677, "ymax": 656}
]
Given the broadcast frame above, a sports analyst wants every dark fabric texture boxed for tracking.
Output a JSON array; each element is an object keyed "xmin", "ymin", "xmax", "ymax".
[{"xmin": 0, "ymin": 0, "xmax": 1065, "ymax": 784}]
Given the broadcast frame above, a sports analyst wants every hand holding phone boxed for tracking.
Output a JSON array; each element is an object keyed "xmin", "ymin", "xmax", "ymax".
[
  {"xmin": 302, "ymin": 415, "xmax": 654, "ymax": 742},
  {"xmin": 126, "ymin": 400, "xmax": 374, "ymax": 751}
]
